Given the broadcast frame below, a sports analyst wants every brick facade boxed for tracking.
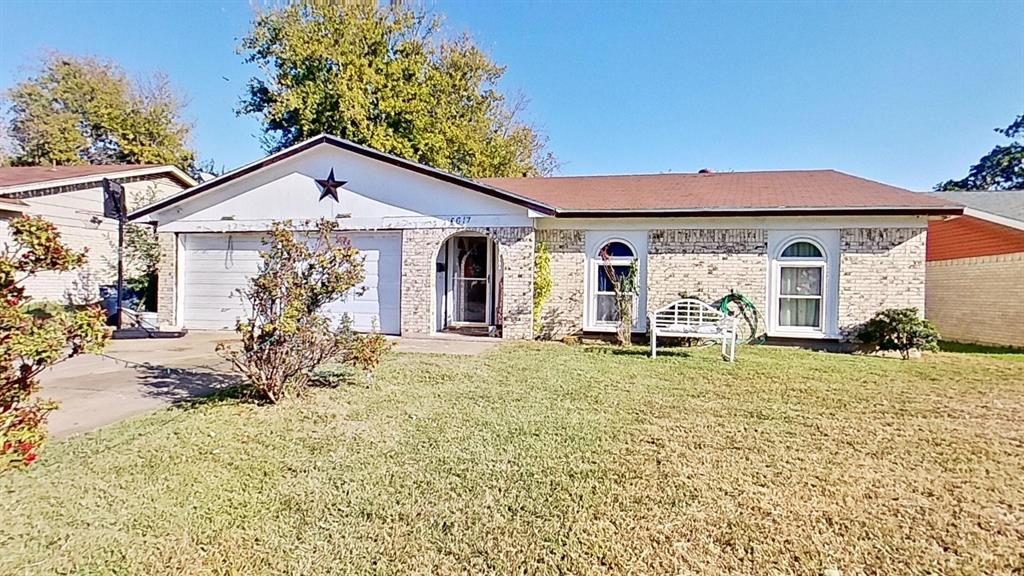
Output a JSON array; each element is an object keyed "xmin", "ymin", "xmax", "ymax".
[
  {"xmin": 837, "ymin": 227, "xmax": 926, "ymax": 338},
  {"xmin": 400, "ymin": 226, "xmax": 535, "ymax": 340},
  {"xmin": 157, "ymin": 223, "xmax": 928, "ymax": 344},
  {"xmin": 647, "ymin": 229, "xmax": 768, "ymax": 313},
  {"xmin": 156, "ymin": 232, "xmax": 177, "ymax": 328},
  {"xmin": 535, "ymin": 226, "xmax": 927, "ymax": 343},
  {"xmin": 926, "ymin": 252, "xmax": 1024, "ymax": 348},
  {"xmin": 535, "ymin": 229, "xmax": 586, "ymax": 339}
]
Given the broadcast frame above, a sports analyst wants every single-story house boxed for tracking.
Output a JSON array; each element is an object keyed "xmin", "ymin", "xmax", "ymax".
[
  {"xmin": 925, "ymin": 190, "xmax": 1024, "ymax": 348},
  {"xmin": 0, "ymin": 164, "xmax": 196, "ymax": 303},
  {"xmin": 130, "ymin": 134, "xmax": 961, "ymax": 342}
]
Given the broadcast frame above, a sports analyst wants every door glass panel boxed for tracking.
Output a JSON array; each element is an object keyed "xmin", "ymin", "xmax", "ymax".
[
  {"xmin": 454, "ymin": 236, "xmax": 489, "ymax": 324},
  {"xmin": 456, "ymin": 279, "xmax": 488, "ymax": 323},
  {"xmin": 779, "ymin": 298, "xmax": 821, "ymax": 327},
  {"xmin": 780, "ymin": 266, "xmax": 822, "ymax": 296},
  {"xmin": 457, "ymin": 237, "xmax": 487, "ymax": 279}
]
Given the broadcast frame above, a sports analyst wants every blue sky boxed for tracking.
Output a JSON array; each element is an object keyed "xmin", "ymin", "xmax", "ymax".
[{"xmin": 1, "ymin": 1, "xmax": 1021, "ymax": 190}]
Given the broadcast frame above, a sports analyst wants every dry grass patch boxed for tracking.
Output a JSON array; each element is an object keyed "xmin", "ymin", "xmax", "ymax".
[{"xmin": 1, "ymin": 344, "xmax": 1022, "ymax": 575}]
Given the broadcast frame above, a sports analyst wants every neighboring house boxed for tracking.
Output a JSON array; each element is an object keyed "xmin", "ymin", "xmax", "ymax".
[
  {"xmin": 925, "ymin": 191, "xmax": 1024, "ymax": 348},
  {"xmin": 130, "ymin": 134, "xmax": 960, "ymax": 342},
  {"xmin": 0, "ymin": 164, "xmax": 196, "ymax": 303}
]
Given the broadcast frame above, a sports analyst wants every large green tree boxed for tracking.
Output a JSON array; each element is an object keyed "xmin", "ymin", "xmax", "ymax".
[
  {"xmin": 239, "ymin": 1, "xmax": 556, "ymax": 178},
  {"xmin": 5, "ymin": 53, "xmax": 195, "ymax": 171},
  {"xmin": 936, "ymin": 113, "xmax": 1024, "ymax": 191}
]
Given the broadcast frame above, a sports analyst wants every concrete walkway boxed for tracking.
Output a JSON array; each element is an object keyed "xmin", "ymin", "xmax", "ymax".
[{"xmin": 40, "ymin": 331, "xmax": 499, "ymax": 438}]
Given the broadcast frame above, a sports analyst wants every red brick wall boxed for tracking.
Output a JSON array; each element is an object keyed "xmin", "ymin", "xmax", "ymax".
[{"xmin": 926, "ymin": 215, "xmax": 1024, "ymax": 261}]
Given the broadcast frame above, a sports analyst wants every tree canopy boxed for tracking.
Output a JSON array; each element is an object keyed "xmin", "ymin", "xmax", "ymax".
[
  {"xmin": 238, "ymin": 1, "xmax": 556, "ymax": 178},
  {"xmin": 4, "ymin": 53, "xmax": 195, "ymax": 171},
  {"xmin": 936, "ymin": 113, "xmax": 1024, "ymax": 191}
]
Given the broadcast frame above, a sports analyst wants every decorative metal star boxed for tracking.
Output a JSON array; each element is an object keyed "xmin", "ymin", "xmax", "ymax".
[{"xmin": 315, "ymin": 168, "xmax": 346, "ymax": 202}]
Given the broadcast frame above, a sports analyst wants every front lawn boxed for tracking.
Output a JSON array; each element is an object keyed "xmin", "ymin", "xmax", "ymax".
[{"xmin": 1, "ymin": 344, "xmax": 1022, "ymax": 574}]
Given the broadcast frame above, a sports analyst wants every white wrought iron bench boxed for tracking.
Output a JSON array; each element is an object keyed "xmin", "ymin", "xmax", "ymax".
[{"xmin": 648, "ymin": 298, "xmax": 738, "ymax": 361}]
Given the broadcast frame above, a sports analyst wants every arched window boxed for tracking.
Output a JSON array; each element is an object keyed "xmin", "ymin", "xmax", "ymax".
[
  {"xmin": 774, "ymin": 238, "xmax": 827, "ymax": 330},
  {"xmin": 591, "ymin": 240, "xmax": 637, "ymax": 326},
  {"xmin": 781, "ymin": 241, "xmax": 823, "ymax": 258}
]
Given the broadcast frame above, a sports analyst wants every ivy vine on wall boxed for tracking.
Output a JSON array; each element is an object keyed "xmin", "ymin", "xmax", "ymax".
[{"xmin": 533, "ymin": 242, "xmax": 552, "ymax": 338}]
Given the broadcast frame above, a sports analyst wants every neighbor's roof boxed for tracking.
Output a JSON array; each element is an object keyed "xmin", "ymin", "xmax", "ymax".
[
  {"xmin": 481, "ymin": 170, "xmax": 961, "ymax": 217},
  {"xmin": 0, "ymin": 164, "xmax": 196, "ymax": 195},
  {"xmin": 929, "ymin": 191, "xmax": 1024, "ymax": 224}
]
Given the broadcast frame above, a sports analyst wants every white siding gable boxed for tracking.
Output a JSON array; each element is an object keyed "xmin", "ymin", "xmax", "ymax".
[{"xmin": 153, "ymin": 146, "xmax": 533, "ymax": 233}]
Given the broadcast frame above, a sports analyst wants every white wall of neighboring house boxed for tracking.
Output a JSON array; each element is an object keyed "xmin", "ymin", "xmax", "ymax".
[{"xmin": 0, "ymin": 176, "xmax": 186, "ymax": 303}]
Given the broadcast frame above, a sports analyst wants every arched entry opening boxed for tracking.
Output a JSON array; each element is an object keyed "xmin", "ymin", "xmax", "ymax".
[{"xmin": 435, "ymin": 232, "xmax": 502, "ymax": 336}]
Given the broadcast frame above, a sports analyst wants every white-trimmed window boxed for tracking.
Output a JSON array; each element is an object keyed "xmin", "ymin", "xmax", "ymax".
[
  {"xmin": 770, "ymin": 236, "xmax": 834, "ymax": 336},
  {"xmin": 590, "ymin": 240, "xmax": 637, "ymax": 327}
]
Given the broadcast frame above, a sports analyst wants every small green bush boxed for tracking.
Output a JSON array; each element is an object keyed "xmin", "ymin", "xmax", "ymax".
[
  {"xmin": 311, "ymin": 363, "xmax": 360, "ymax": 387},
  {"xmin": 857, "ymin": 308, "xmax": 939, "ymax": 359}
]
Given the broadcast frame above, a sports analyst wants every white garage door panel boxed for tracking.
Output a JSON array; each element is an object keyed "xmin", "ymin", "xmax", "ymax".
[{"xmin": 183, "ymin": 233, "xmax": 401, "ymax": 334}]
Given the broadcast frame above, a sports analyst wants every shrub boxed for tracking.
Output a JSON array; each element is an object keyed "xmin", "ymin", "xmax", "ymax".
[
  {"xmin": 857, "ymin": 308, "xmax": 939, "ymax": 359},
  {"xmin": 599, "ymin": 247, "xmax": 638, "ymax": 346},
  {"xmin": 311, "ymin": 363, "xmax": 359, "ymax": 387},
  {"xmin": 532, "ymin": 242, "xmax": 551, "ymax": 337},
  {"xmin": 217, "ymin": 219, "xmax": 391, "ymax": 402},
  {"xmin": 2, "ymin": 216, "xmax": 109, "ymax": 472},
  {"xmin": 20, "ymin": 299, "xmax": 72, "ymax": 319},
  {"xmin": 341, "ymin": 321, "xmax": 392, "ymax": 386}
]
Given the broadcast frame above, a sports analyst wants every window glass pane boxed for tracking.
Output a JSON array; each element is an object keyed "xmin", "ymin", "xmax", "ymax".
[
  {"xmin": 779, "ymin": 298, "xmax": 821, "ymax": 327},
  {"xmin": 781, "ymin": 241, "xmax": 823, "ymax": 258},
  {"xmin": 597, "ymin": 265, "xmax": 632, "ymax": 292},
  {"xmin": 780, "ymin": 267, "xmax": 822, "ymax": 296},
  {"xmin": 600, "ymin": 241, "xmax": 634, "ymax": 258},
  {"xmin": 595, "ymin": 294, "xmax": 619, "ymax": 322}
]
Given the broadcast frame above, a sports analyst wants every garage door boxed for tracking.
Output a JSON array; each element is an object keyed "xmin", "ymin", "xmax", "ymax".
[{"xmin": 182, "ymin": 232, "xmax": 401, "ymax": 334}]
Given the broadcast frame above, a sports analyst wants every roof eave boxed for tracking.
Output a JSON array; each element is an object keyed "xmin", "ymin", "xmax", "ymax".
[
  {"xmin": 962, "ymin": 207, "xmax": 1024, "ymax": 231},
  {"xmin": 550, "ymin": 206, "xmax": 965, "ymax": 218}
]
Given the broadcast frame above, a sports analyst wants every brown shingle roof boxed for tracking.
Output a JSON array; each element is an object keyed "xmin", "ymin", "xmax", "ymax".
[
  {"xmin": 480, "ymin": 170, "xmax": 958, "ymax": 215},
  {"xmin": 0, "ymin": 164, "xmax": 194, "ymax": 191}
]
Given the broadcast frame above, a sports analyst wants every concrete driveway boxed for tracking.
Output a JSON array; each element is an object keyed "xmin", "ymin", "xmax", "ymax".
[
  {"xmin": 40, "ymin": 331, "xmax": 499, "ymax": 438},
  {"xmin": 40, "ymin": 332, "xmax": 237, "ymax": 438}
]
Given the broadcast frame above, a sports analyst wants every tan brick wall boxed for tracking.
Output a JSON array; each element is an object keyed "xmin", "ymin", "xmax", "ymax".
[
  {"xmin": 926, "ymin": 252, "xmax": 1024, "ymax": 347},
  {"xmin": 401, "ymin": 226, "xmax": 535, "ymax": 340},
  {"xmin": 156, "ymin": 232, "xmax": 177, "ymax": 328},
  {"xmin": 646, "ymin": 229, "xmax": 768, "ymax": 314},
  {"xmin": 535, "ymin": 229, "xmax": 586, "ymax": 339},
  {"xmin": 838, "ymin": 227, "xmax": 926, "ymax": 339}
]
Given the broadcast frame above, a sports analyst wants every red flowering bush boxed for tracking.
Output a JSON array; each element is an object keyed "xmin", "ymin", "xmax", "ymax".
[{"xmin": 1, "ymin": 216, "xmax": 109, "ymax": 472}]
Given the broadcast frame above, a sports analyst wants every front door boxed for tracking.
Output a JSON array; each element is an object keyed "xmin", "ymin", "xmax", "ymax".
[{"xmin": 453, "ymin": 236, "xmax": 491, "ymax": 325}]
